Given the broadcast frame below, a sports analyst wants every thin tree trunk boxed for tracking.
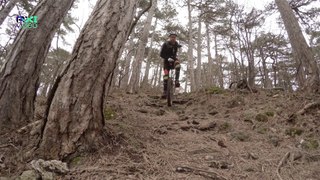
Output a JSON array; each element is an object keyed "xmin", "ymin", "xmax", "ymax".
[
  {"xmin": 187, "ymin": 0, "xmax": 196, "ymax": 92},
  {"xmin": 272, "ymin": 57, "xmax": 278, "ymax": 87},
  {"xmin": 275, "ymin": 0, "xmax": 320, "ymax": 92},
  {"xmin": 184, "ymin": 75, "xmax": 188, "ymax": 92},
  {"xmin": 242, "ymin": 28, "xmax": 255, "ymax": 88},
  {"xmin": 152, "ymin": 63, "xmax": 158, "ymax": 87},
  {"xmin": 214, "ymin": 34, "xmax": 224, "ymax": 88},
  {"xmin": 196, "ymin": 8, "xmax": 202, "ymax": 89},
  {"xmin": 39, "ymin": 0, "xmax": 138, "ymax": 159},
  {"xmin": 205, "ymin": 23, "xmax": 213, "ymax": 87},
  {"xmin": 120, "ymin": 37, "xmax": 135, "ymax": 89},
  {"xmin": 260, "ymin": 49, "xmax": 271, "ymax": 88},
  {"xmin": 158, "ymin": 63, "xmax": 162, "ymax": 87},
  {"xmin": 236, "ymin": 22, "xmax": 246, "ymax": 80},
  {"xmin": 128, "ymin": 0, "xmax": 155, "ymax": 93},
  {"xmin": 150, "ymin": 68, "xmax": 156, "ymax": 87},
  {"xmin": 141, "ymin": 18, "xmax": 158, "ymax": 88},
  {"xmin": 0, "ymin": 0, "xmax": 75, "ymax": 128},
  {"xmin": 0, "ymin": 0, "xmax": 19, "ymax": 27}
]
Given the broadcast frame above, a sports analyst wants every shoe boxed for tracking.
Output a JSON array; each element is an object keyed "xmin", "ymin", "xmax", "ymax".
[{"xmin": 175, "ymin": 81, "xmax": 180, "ymax": 88}]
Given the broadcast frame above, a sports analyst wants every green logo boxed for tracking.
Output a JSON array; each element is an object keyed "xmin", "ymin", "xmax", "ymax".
[{"xmin": 16, "ymin": 15, "xmax": 38, "ymax": 29}]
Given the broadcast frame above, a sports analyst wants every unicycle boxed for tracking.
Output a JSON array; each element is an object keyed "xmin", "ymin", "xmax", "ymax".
[{"xmin": 167, "ymin": 58, "xmax": 175, "ymax": 106}]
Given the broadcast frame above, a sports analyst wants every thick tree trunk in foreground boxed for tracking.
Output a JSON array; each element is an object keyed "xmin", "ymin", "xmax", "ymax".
[
  {"xmin": 0, "ymin": 0, "xmax": 75, "ymax": 128},
  {"xmin": 275, "ymin": 0, "xmax": 320, "ymax": 92},
  {"xmin": 0, "ymin": 0, "xmax": 19, "ymax": 27},
  {"xmin": 39, "ymin": 0, "xmax": 138, "ymax": 159}
]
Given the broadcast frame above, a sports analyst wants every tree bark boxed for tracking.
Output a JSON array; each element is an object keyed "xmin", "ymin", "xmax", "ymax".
[
  {"xmin": 120, "ymin": 37, "xmax": 135, "ymax": 89},
  {"xmin": 0, "ymin": 0, "xmax": 19, "ymax": 27},
  {"xmin": 260, "ymin": 49, "xmax": 272, "ymax": 88},
  {"xmin": 152, "ymin": 63, "xmax": 157, "ymax": 87},
  {"xmin": 141, "ymin": 18, "xmax": 158, "ymax": 88},
  {"xmin": 214, "ymin": 34, "xmax": 224, "ymax": 88},
  {"xmin": 0, "ymin": 0, "xmax": 75, "ymax": 128},
  {"xmin": 196, "ymin": 9, "xmax": 202, "ymax": 89},
  {"xmin": 187, "ymin": 0, "xmax": 196, "ymax": 92},
  {"xmin": 128, "ymin": 0, "xmax": 155, "ymax": 93},
  {"xmin": 38, "ymin": 0, "xmax": 138, "ymax": 159},
  {"xmin": 275, "ymin": 0, "xmax": 320, "ymax": 92},
  {"xmin": 158, "ymin": 63, "xmax": 162, "ymax": 87},
  {"xmin": 205, "ymin": 23, "xmax": 214, "ymax": 88}
]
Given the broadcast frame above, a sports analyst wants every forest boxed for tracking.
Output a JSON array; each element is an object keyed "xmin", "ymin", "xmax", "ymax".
[{"xmin": 0, "ymin": 0, "xmax": 319, "ymax": 179}]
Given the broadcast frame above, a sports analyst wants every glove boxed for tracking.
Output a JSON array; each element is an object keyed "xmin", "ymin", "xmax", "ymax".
[{"xmin": 168, "ymin": 58, "xmax": 174, "ymax": 62}]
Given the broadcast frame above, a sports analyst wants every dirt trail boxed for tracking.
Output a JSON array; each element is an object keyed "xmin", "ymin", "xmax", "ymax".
[
  {"xmin": 1, "ymin": 90, "xmax": 320, "ymax": 179},
  {"xmin": 65, "ymin": 90, "xmax": 320, "ymax": 180}
]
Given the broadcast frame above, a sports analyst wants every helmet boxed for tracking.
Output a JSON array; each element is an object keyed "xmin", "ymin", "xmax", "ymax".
[{"xmin": 168, "ymin": 32, "xmax": 177, "ymax": 37}]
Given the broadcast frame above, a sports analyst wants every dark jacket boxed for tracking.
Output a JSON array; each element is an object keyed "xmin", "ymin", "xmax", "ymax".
[{"xmin": 160, "ymin": 41, "xmax": 181, "ymax": 61}]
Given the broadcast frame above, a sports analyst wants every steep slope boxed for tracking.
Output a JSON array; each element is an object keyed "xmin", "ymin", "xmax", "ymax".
[
  {"xmin": 66, "ymin": 90, "xmax": 320, "ymax": 179},
  {"xmin": 1, "ymin": 89, "xmax": 320, "ymax": 179}
]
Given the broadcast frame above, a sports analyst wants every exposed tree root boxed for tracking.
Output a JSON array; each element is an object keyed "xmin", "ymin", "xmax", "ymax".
[
  {"xmin": 176, "ymin": 166, "xmax": 227, "ymax": 180},
  {"xmin": 296, "ymin": 101, "xmax": 320, "ymax": 115},
  {"xmin": 0, "ymin": 143, "xmax": 18, "ymax": 150},
  {"xmin": 229, "ymin": 79, "xmax": 256, "ymax": 93},
  {"xmin": 276, "ymin": 152, "xmax": 290, "ymax": 180}
]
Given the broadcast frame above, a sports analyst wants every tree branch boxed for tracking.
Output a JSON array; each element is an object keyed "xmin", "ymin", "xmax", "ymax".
[{"xmin": 127, "ymin": 0, "xmax": 153, "ymax": 39}]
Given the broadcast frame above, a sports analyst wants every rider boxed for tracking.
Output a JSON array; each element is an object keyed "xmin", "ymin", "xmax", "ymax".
[{"xmin": 160, "ymin": 33, "xmax": 181, "ymax": 98}]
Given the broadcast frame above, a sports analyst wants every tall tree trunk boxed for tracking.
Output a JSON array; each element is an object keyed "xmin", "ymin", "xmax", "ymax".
[
  {"xmin": 158, "ymin": 63, "xmax": 162, "ymax": 87},
  {"xmin": 214, "ymin": 34, "xmax": 224, "ymax": 88},
  {"xmin": 260, "ymin": 49, "xmax": 272, "ymax": 88},
  {"xmin": 0, "ymin": 0, "xmax": 75, "ymax": 128},
  {"xmin": 184, "ymin": 76, "xmax": 188, "ymax": 92},
  {"xmin": 272, "ymin": 57, "xmax": 278, "ymax": 87},
  {"xmin": 39, "ymin": 0, "xmax": 138, "ymax": 159},
  {"xmin": 236, "ymin": 23, "xmax": 246, "ymax": 80},
  {"xmin": 120, "ymin": 37, "xmax": 135, "ymax": 89},
  {"xmin": 152, "ymin": 63, "xmax": 158, "ymax": 87},
  {"xmin": 0, "ymin": 0, "xmax": 19, "ymax": 27},
  {"xmin": 275, "ymin": 0, "xmax": 320, "ymax": 92},
  {"xmin": 196, "ymin": 9, "xmax": 202, "ymax": 89},
  {"xmin": 141, "ymin": 18, "xmax": 157, "ymax": 88},
  {"xmin": 205, "ymin": 23, "xmax": 214, "ymax": 88},
  {"xmin": 242, "ymin": 28, "xmax": 255, "ymax": 88},
  {"xmin": 128, "ymin": 0, "xmax": 155, "ymax": 93},
  {"xmin": 187, "ymin": 0, "xmax": 196, "ymax": 92},
  {"xmin": 150, "ymin": 68, "xmax": 156, "ymax": 87}
]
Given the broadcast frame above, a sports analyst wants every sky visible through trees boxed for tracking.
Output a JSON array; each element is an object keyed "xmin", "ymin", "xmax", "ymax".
[{"xmin": 0, "ymin": 0, "xmax": 274, "ymax": 52}]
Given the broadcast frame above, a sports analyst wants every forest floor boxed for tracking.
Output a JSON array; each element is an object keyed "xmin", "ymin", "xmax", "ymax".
[{"xmin": 1, "ymin": 88, "xmax": 320, "ymax": 179}]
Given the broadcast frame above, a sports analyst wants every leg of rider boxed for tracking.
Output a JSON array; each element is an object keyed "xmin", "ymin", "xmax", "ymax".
[
  {"xmin": 163, "ymin": 69, "xmax": 169, "ymax": 93},
  {"xmin": 163, "ymin": 59, "xmax": 170, "ymax": 97},
  {"xmin": 174, "ymin": 60, "xmax": 181, "ymax": 87}
]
